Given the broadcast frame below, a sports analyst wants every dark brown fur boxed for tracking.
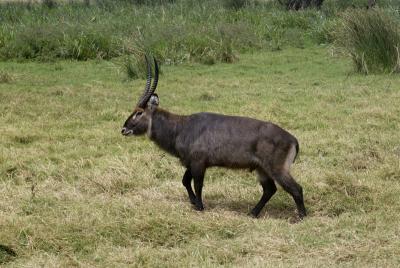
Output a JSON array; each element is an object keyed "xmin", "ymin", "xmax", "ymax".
[{"xmin": 122, "ymin": 105, "xmax": 306, "ymax": 218}]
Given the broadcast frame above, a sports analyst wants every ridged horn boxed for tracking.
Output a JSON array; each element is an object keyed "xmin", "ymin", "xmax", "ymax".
[
  {"xmin": 150, "ymin": 58, "xmax": 159, "ymax": 94},
  {"xmin": 136, "ymin": 55, "xmax": 152, "ymax": 108}
]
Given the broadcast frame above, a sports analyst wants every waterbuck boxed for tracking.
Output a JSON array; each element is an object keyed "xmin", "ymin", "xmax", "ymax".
[{"xmin": 121, "ymin": 57, "xmax": 306, "ymax": 219}]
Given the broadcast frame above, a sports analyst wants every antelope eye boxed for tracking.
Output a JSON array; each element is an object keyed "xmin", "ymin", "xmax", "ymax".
[{"xmin": 136, "ymin": 111, "xmax": 143, "ymax": 116}]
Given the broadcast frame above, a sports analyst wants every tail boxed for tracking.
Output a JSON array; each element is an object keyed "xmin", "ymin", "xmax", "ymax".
[{"xmin": 283, "ymin": 141, "xmax": 299, "ymax": 172}]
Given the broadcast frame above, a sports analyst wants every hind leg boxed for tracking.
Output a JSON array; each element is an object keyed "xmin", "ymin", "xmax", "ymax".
[
  {"xmin": 250, "ymin": 170, "xmax": 277, "ymax": 218},
  {"xmin": 270, "ymin": 171, "xmax": 306, "ymax": 219}
]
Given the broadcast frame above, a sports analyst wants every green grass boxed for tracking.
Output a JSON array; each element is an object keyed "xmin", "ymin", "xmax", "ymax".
[
  {"xmin": 0, "ymin": 0, "xmax": 334, "ymax": 63},
  {"xmin": 1, "ymin": 47, "xmax": 400, "ymax": 266},
  {"xmin": 334, "ymin": 8, "xmax": 400, "ymax": 74}
]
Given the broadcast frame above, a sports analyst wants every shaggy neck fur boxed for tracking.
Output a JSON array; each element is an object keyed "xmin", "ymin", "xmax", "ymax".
[{"xmin": 149, "ymin": 108, "xmax": 187, "ymax": 157}]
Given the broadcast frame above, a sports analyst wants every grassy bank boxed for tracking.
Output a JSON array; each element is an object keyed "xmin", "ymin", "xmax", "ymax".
[
  {"xmin": 0, "ymin": 0, "xmax": 339, "ymax": 63},
  {"xmin": 2, "ymin": 0, "xmax": 399, "ymax": 74},
  {"xmin": 1, "ymin": 47, "xmax": 400, "ymax": 266}
]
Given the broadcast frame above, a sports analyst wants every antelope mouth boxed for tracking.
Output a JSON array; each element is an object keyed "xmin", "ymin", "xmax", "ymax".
[{"xmin": 121, "ymin": 127, "xmax": 133, "ymax": 136}]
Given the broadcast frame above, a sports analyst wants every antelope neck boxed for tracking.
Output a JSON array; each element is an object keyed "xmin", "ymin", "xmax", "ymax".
[{"xmin": 149, "ymin": 108, "xmax": 187, "ymax": 157}]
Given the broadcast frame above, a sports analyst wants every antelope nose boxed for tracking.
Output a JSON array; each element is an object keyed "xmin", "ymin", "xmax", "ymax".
[{"xmin": 121, "ymin": 127, "xmax": 128, "ymax": 135}]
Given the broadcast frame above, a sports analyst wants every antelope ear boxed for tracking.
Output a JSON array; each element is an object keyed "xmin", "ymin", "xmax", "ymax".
[{"xmin": 148, "ymin": 94, "xmax": 159, "ymax": 111}]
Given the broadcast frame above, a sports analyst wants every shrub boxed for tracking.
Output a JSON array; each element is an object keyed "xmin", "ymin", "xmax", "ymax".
[{"xmin": 334, "ymin": 9, "xmax": 400, "ymax": 74}]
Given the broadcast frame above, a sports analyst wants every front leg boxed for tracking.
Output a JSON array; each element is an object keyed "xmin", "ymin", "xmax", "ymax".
[
  {"xmin": 191, "ymin": 164, "xmax": 206, "ymax": 211},
  {"xmin": 182, "ymin": 169, "xmax": 197, "ymax": 205}
]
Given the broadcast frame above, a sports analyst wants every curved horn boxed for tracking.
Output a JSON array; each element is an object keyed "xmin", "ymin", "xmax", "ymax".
[
  {"xmin": 136, "ymin": 55, "xmax": 152, "ymax": 108},
  {"xmin": 150, "ymin": 57, "xmax": 159, "ymax": 94}
]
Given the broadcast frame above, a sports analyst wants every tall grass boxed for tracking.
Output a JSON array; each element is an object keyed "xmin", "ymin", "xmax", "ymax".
[
  {"xmin": 1, "ymin": 0, "xmax": 398, "ymax": 67},
  {"xmin": 0, "ymin": 0, "xmax": 331, "ymax": 65},
  {"xmin": 334, "ymin": 9, "xmax": 400, "ymax": 74}
]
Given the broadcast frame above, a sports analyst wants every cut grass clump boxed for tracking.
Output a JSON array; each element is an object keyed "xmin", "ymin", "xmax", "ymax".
[{"xmin": 334, "ymin": 9, "xmax": 400, "ymax": 74}]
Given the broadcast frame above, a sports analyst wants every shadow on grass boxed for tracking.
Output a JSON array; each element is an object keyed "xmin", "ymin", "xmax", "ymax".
[
  {"xmin": 0, "ymin": 244, "xmax": 17, "ymax": 264},
  {"xmin": 173, "ymin": 177, "xmax": 374, "ymax": 221},
  {"xmin": 206, "ymin": 198, "xmax": 296, "ymax": 220},
  {"xmin": 172, "ymin": 193, "xmax": 297, "ymax": 220}
]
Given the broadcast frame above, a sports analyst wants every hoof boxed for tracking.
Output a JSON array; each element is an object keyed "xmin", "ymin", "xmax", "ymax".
[
  {"xmin": 194, "ymin": 204, "xmax": 204, "ymax": 211},
  {"xmin": 189, "ymin": 197, "xmax": 197, "ymax": 205},
  {"xmin": 297, "ymin": 214, "xmax": 306, "ymax": 221},
  {"xmin": 298, "ymin": 210, "xmax": 307, "ymax": 220},
  {"xmin": 249, "ymin": 210, "xmax": 259, "ymax": 218}
]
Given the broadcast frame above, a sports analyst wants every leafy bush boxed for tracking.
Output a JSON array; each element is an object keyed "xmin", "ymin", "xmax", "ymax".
[{"xmin": 334, "ymin": 9, "xmax": 400, "ymax": 74}]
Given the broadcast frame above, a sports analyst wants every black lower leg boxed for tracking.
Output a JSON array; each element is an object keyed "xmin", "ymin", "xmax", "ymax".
[
  {"xmin": 293, "ymin": 185, "xmax": 306, "ymax": 218},
  {"xmin": 273, "ymin": 172, "xmax": 307, "ymax": 219},
  {"xmin": 192, "ymin": 167, "xmax": 205, "ymax": 211},
  {"xmin": 251, "ymin": 177, "xmax": 277, "ymax": 217},
  {"xmin": 182, "ymin": 169, "xmax": 196, "ymax": 204}
]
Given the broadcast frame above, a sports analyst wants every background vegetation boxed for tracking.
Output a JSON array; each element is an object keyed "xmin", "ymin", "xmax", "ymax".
[
  {"xmin": 1, "ymin": 0, "xmax": 399, "ymax": 72},
  {"xmin": 1, "ymin": 0, "xmax": 400, "ymax": 266},
  {"xmin": 334, "ymin": 8, "xmax": 400, "ymax": 74}
]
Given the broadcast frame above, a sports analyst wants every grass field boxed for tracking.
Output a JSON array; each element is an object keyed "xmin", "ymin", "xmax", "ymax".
[{"xmin": 1, "ymin": 46, "xmax": 400, "ymax": 266}]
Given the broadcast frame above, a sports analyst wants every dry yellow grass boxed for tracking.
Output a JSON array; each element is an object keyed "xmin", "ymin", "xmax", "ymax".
[{"xmin": 1, "ymin": 47, "xmax": 400, "ymax": 267}]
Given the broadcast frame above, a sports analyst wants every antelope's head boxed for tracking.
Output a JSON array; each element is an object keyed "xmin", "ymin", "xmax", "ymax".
[{"xmin": 121, "ymin": 56, "xmax": 160, "ymax": 136}]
